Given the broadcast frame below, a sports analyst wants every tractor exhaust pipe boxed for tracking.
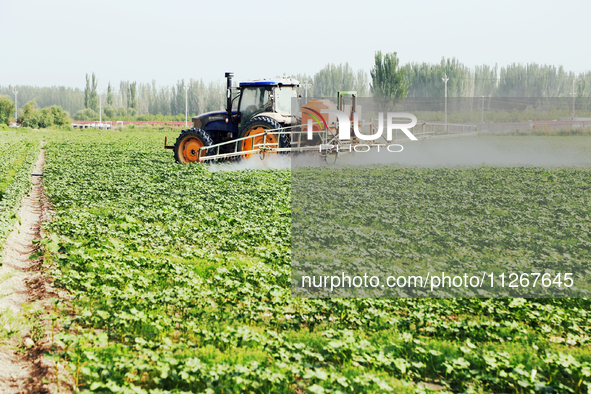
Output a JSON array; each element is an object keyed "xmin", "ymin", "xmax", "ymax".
[{"xmin": 225, "ymin": 72, "xmax": 233, "ymax": 123}]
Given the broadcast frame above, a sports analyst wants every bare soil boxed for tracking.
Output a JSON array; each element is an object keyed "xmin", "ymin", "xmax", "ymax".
[{"xmin": 0, "ymin": 146, "xmax": 72, "ymax": 394}]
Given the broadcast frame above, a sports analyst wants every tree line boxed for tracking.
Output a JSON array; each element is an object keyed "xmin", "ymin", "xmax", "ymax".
[
  {"xmin": 403, "ymin": 59, "xmax": 591, "ymax": 98},
  {"xmin": 0, "ymin": 85, "xmax": 84, "ymax": 116},
  {"xmin": 0, "ymin": 94, "xmax": 70, "ymax": 128},
  {"xmin": 1, "ymin": 56, "xmax": 590, "ymax": 123},
  {"xmin": 72, "ymin": 75, "xmax": 228, "ymax": 121}
]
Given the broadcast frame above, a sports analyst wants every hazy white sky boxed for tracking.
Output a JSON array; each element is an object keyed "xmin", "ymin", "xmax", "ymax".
[{"xmin": 1, "ymin": 0, "xmax": 589, "ymax": 89}]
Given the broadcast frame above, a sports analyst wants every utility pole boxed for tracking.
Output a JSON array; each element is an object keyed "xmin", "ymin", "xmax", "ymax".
[
  {"xmin": 184, "ymin": 85, "xmax": 188, "ymax": 127},
  {"xmin": 302, "ymin": 81, "xmax": 312, "ymax": 101},
  {"xmin": 481, "ymin": 96, "xmax": 485, "ymax": 123},
  {"xmin": 13, "ymin": 90, "xmax": 18, "ymax": 121},
  {"xmin": 442, "ymin": 74, "xmax": 449, "ymax": 132}
]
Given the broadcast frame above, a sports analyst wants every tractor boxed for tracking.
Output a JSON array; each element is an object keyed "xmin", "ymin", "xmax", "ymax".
[{"xmin": 166, "ymin": 72, "xmax": 299, "ymax": 163}]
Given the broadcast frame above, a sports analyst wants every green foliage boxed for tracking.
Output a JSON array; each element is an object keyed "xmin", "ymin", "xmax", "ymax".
[
  {"xmin": 292, "ymin": 154, "xmax": 591, "ymax": 298},
  {"xmin": 135, "ymin": 113, "xmax": 184, "ymax": 122},
  {"xmin": 84, "ymin": 76, "xmax": 89, "ymax": 109},
  {"xmin": 404, "ymin": 60, "xmax": 591, "ymax": 98},
  {"xmin": 578, "ymin": 79, "xmax": 588, "ymax": 98},
  {"xmin": 370, "ymin": 51, "xmax": 408, "ymax": 98},
  {"xmin": 497, "ymin": 63, "xmax": 573, "ymax": 97},
  {"xmin": 3, "ymin": 63, "xmax": 591, "ymax": 121},
  {"xmin": 2, "ymin": 75, "xmax": 225, "ymax": 121},
  {"xmin": 32, "ymin": 131, "xmax": 591, "ymax": 393},
  {"xmin": 129, "ymin": 81, "xmax": 137, "ymax": 110},
  {"xmin": 43, "ymin": 105, "xmax": 71, "ymax": 126},
  {"xmin": 404, "ymin": 57, "xmax": 473, "ymax": 97},
  {"xmin": 0, "ymin": 303, "xmax": 46, "ymax": 347},
  {"xmin": 74, "ymin": 108, "xmax": 98, "ymax": 121},
  {"xmin": 0, "ymin": 85, "xmax": 84, "ymax": 115},
  {"xmin": 0, "ymin": 131, "xmax": 42, "ymax": 248},
  {"xmin": 17, "ymin": 101, "xmax": 41, "ymax": 128},
  {"xmin": 17, "ymin": 101, "xmax": 71, "ymax": 128},
  {"xmin": 74, "ymin": 107, "xmax": 184, "ymax": 122},
  {"xmin": 102, "ymin": 105, "xmax": 135, "ymax": 119},
  {"xmin": 107, "ymin": 82, "xmax": 113, "ymax": 105},
  {"xmin": 84, "ymin": 72, "xmax": 98, "ymax": 112},
  {"xmin": 313, "ymin": 63, "xmax": 369, "ymax": 98},
  {"xmin": 0, "ymin": 95, "xmax": 15, "ymax": 125}
]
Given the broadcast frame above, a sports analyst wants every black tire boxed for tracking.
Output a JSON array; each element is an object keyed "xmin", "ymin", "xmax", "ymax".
[
  {"xmin": 173, "ymin": 128, "xmax": 214, "ymax": 164},
  {"xmin": 238, "ymin": 116, "xmax": 290, "ymax": 158}
]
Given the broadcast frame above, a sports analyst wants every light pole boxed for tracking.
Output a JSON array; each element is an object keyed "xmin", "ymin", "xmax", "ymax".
[
  {"xmin": 184, "ymin": 85, "xmax": 188, "ymax": 127},
  {"xmin": 442, "ymin": 74, "xmax": 449, "ymax": 132},
  {"xmin": 13, "ymin": 90, "xmax": 18, "ymax": 121},
  {"xmin": 302, "ymin": 81, "xmax": 311, "ymax": 101}
]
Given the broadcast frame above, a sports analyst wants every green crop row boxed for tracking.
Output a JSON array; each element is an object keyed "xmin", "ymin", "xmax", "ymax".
[
  {"xmin": 36, "ymin": 130, "xmax": 591, "ymax": 393},
  {"xmin": 0, "ymin": 130, "xmax": 42, "ymax": 250},
  {"xmin": 291, "ymin": 163, "xmax": 591, "ymax": 298}
]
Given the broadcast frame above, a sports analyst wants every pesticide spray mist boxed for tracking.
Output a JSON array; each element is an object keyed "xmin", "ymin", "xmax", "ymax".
[
  {"xmin": 207, "ymin": 135, "xmax": 591, "ymax": 172},
  {"xmin": 302, "ymin": 135, "xmax": 591, "ymax": 168},
  {"xmin": 208, "ymin": 154, "xmax": 292, "ymax": 172}
]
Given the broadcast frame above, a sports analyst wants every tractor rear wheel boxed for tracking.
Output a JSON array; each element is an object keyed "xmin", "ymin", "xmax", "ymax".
[
  {"xmin": 173, "ymin": 128, "xmax": 214, "ymax": 163},
  {"xmin": 238, "ymin": 116, "xmax": 289, "ymax": 159}
]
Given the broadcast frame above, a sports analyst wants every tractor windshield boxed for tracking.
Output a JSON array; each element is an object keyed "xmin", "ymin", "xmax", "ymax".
[
  {"xmin": 239, "ymin": 86, "xmax": 272, "ymax": 121},
  {"xmin": 274, "ymin": 86, "xmax": 297, "ymax": 116}
]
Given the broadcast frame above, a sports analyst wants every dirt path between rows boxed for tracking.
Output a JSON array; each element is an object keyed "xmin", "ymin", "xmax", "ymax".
[{"xmin": 0, "ymin": 145, "xmax": 71, "ymax": 394}]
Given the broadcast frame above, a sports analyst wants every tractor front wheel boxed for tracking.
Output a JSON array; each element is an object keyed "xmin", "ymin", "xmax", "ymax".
[{"xmin": 173, "ymin": 129, "xmax": 214, "ymax": 163}]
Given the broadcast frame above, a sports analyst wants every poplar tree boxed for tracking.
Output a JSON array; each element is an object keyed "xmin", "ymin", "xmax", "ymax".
[
  {"xmin": 370, "ymin": 51, "xmax": 408, "ymax": 98},
  {"xmin": 85, "ymin": 73, "xmax": 98, "ymax": 112},
  {"xmin": 107, "ymin": 82, "xmax": 113, "ymax": 105}
]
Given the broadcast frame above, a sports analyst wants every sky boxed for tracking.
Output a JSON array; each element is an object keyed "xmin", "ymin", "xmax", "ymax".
[{"xmin": 1, "ymin": 0, "xmax": 590, "ymax": 89}]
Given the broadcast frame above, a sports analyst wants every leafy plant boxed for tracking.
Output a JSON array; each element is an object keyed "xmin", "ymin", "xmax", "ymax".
[{"xmin": 26, "ymin": 130, "xmax": 591, "ymax": 393}]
